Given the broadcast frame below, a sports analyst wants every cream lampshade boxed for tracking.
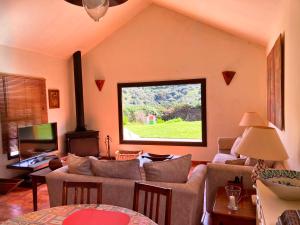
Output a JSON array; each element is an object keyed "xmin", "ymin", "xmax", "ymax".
[
  {"xmin": 239, "ymin": 112, "xmax": 267, "ymax": 127},
  {"xmin": 236, "ymin": 127, "xmax": 288, "ymax": 182}
]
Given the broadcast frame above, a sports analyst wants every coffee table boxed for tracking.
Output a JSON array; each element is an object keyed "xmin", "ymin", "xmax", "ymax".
[
  {"xmin": 30, "ymin": 167, "xmax": 52, "ymax": 211},
  {"xmin": 212, "ymin": 187, "xmax": 256, "ymax": 225}
]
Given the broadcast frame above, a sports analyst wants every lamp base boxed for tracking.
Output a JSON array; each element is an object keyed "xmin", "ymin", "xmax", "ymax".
[{"xmin": 251, "ymin": 159, "xmax": 267, "ymax": 183}]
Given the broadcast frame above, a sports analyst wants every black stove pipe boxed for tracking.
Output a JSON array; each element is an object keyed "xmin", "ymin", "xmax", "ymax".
[{"xmin": 73, "ymin": 51, "xmax": 86, "ymax": 132}]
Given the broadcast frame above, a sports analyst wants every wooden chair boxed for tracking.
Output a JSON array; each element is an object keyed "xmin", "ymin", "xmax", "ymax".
[
  {"xmin": 133, "ymin": 182, "xmax": 172, "ymax": 225},
  {"xmin": 62, "ymin": 181, "xmax": 102, "ymax": 205}
]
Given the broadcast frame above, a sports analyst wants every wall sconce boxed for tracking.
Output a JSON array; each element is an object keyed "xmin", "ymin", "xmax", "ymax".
[
  {"xmin": 222, "ymin": 71, "xmax": 236, "ymax": 85},
  {"xmin": 95, "ymin": 80, "xmax": 105, "ymax": 91}
]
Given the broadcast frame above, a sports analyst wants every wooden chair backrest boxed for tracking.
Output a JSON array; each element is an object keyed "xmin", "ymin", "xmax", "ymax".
[
  {"xmin": 62, "ymin": 181, "xmax": 102, "ymax": 205},
  {"xmin": 133, "ymin": 182, "xmax": 172, "ymax": 225}
]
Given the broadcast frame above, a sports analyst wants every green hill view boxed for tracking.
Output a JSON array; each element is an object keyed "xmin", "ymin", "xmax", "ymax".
[{"xmin": 121, "ymin": 83, "xmax": 203, "ymax": 141}]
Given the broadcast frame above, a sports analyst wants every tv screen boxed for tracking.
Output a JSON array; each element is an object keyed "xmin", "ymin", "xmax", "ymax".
[{"xmin": 17, "ymin": 123, "xmax": 58, "ymax": 160}]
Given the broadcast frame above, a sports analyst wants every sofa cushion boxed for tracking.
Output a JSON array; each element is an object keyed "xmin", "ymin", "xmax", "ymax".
[
  {"xmin": 230, "ymin": 137, "xmax": 242, "ymax": 157},
  {"xmin": 212, "ymin": 153, "xmax": 237, "ymax": 164},
  {"xmin": 143, "ymin": 154, "xmax": 192, "ymax": 183},
  {"xmin": 67, "ymin": 154, "xmax": 93, "ymax": 176},
  {"xmin": 90, "ymin": 158, "xmax": 141, "ymax": 180}
]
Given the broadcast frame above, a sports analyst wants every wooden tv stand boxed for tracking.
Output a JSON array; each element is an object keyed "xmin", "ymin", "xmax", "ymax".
[{"xmin": 6, "ymin": 154, "xmax": 56, "ymax": 172}]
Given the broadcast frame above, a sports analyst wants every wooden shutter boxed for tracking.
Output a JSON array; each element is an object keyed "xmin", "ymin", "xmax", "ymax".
[{"xmin": 0, "ymin": 74, "xmax": 48, "ymax": 157}]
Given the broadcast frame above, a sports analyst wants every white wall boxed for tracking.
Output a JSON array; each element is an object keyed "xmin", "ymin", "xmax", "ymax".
[
  {"xmin": 82, "ymin": 4, "xmax": 267, "ymax": 161},
  {"xmin": 0, "ymin": 45, "xmax": 75, "ymax": 178},
  {"xmin": 268, "ymin": 0, "xmax": 300, "ymax": 170}
]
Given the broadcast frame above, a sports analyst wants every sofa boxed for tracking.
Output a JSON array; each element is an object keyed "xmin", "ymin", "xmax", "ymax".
[
  {"xmin": 205, "ymin": 137, "xmax": 284, "ymax": 213},
  {"xmin": 46, "ymin": 157, "xmax": 207, "ymax": 225}
]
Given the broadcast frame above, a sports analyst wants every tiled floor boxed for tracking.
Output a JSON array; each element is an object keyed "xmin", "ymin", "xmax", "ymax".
[
  {"xmin": 0, "ymin": 184, "xmax": 49, "ymax": 222},
  {"xmin": 0, "ymin": 184, "xmax": 212, "ymax": 224}
]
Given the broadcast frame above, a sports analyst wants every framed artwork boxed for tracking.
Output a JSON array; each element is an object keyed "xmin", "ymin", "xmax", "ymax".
[
  {"xmin": 48, "ymin": 89, "xmax": 60, "ymax": 109},
  {"xmin": 267, "ymin": 34, "xmax": 284, "ymax": 130}
]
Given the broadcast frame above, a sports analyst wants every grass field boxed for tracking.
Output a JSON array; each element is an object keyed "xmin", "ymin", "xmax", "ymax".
[{"xmin": 125, "ymin": 121, "xmax": 202, "ymax": 139}]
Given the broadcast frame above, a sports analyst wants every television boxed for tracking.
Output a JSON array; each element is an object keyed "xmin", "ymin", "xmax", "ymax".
[{"xmin": 17, "ymin": 122, "xmax": 58, "ymax": 161}]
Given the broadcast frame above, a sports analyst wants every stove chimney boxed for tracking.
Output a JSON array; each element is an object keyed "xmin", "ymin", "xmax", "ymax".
[
  {"xmin": 65, "ymin": 51, "xmax": 99, "ymax": 157},
  {"xmin": 73, "ymin": 51, "xmax": 86, "ymax": 131}
]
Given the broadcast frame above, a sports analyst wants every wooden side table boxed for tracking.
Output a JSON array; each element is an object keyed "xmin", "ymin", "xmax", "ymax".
[
  {"xmin": 212, "ymin": 187, "xmax": 256, "ymax": 225},
  {"xmin": 30, "ymin": 168, "xmax": 52, "ymax": 211}
]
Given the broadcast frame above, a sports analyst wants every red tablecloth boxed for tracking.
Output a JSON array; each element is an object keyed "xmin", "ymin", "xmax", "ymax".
[{"xmin": 63, "ymin": 209, "xmax": 130, "ymax": 225}]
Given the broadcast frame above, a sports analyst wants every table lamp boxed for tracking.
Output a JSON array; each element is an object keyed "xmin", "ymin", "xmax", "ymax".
[
  {"xmin": 236, "ymin": 127, "xmax": 288, "ymax": 183},
  {"xmin": 239, "ymin": 112, "xmax": 267, "ymax": 127}
]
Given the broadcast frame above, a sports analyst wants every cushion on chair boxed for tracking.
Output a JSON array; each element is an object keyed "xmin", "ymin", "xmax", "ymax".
[
  {"xmin": 67, "ymin": 154, "xmax": 93, "ymax": 176},
  {"xmin": 90, "ymin": 158, "xmax": 142, "ymax": 180},
  {"xmin": 143, "ymin": 154, "xmax": 192, "ymax": 183},
  {"xmin": 225, "ymin": 158, "xmax": 247, "ymax": 165},
  {"xmin": 244, "ymin": 157, "xmax": 275, "ymax": 168},
  {"xmin": 230, "ymin": 137, "xmax": 242, "ymax": 157},
  {"xmin": 212, "ymin": 153, "xmax": 237, "ymax": 164}
]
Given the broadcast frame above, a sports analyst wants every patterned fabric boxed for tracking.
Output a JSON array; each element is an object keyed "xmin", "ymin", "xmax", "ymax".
[{"xmin": 2, "ymin": 204, "xmax": 157, "ymax": 225}]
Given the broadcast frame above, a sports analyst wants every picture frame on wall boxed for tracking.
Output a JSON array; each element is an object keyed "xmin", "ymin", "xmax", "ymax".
[
  {"xmin": 48, "ymin": 89, "xmax": 60, "ymax": 109},
  {"xmin": 267, "ymin": 34, "xmax": 284, "ymax": 130}
]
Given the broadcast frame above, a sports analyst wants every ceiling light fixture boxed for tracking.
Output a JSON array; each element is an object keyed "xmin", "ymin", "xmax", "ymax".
[{"xmin": 65, "ymin": 0, "xmax": 128, "ymax": 21}]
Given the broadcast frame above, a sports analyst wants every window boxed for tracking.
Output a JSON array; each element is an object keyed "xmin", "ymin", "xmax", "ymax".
[
  {"xmin": 0, "ymin": 74, "xmax": 48, "ymax": 159},
  {"xmin": 118, "ymin": 79, "xmax": 207, "ymax": 146}
]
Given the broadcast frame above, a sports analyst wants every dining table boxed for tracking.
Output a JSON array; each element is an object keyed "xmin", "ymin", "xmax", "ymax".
[{"xmin": 1, "ymin": 204, "xmax": 158, "ymax": 225}]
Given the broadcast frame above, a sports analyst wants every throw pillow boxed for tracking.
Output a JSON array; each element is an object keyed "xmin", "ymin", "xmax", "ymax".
[
  {"xmin": 230, "ymin": 137, "xmax": 242, "ymax": 157},
  {"xmin": 225, "ymin": 159, "xmax": 246, "ymax": 165},
  {"xmin": 67, "ymin": 154, "xmax": 93, "ymax": 176},
  {"xmin": 90, "ymin": 158, "xmax": 141, "ymax": 180},
  {"xmin": 143, "ymin": 154, "xmax": 192, "ymax": 183},
  {"xmin": 244, "ymin": 158, "xmax": 275, "ymax": 168}
]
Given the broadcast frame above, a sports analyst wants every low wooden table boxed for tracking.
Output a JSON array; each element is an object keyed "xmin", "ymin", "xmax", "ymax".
[
  {"xmin": 30, "ymin": 168, "xmax": 52, "ymax": 211},
  {"xmin": 212, "ymin": 187, "xmax": 256, "ymax": 225}
]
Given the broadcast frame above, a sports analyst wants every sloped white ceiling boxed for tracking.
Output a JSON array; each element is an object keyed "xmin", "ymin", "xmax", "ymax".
[
  {"xmin": 153, "ymin": 0, "xmax": 285, "ymax": 47},
  {"xmin": 0, "ymin": 0, "xmax": 284, "ymax": 58},
  {"xmin": 0, "ymin": 0, "xmax": 151, "ymax": 58}
]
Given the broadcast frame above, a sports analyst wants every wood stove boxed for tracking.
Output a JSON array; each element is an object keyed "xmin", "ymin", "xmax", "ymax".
[{"xmin": 65, "ymin": 51, "xmax": 99, "ymax": 157}]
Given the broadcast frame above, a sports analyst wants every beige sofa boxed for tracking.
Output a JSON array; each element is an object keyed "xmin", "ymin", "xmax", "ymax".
[
  {"xmin": 46, "ymin": 164, "xmax": 207, "ymax": 225},
  {"xmin": 205, "ymin": 137, "xmax": 284, "ymax": 213}
]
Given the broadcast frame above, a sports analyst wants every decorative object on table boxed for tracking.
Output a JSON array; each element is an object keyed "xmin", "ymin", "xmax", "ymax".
[
  {"xmin": 212, "ymin": 187, "xmax": 256, "ymax": 225},
  {"xmin": 227, "ymin": 176, "xmax": 243, "ymax": 189},
  {"xmin": 0, "ymin": 178, "xmax": 23, "ymax": 194},
  {"xmin": 236, "ymin": 127, "xmax": 288, "ymax": 183},
  {"xmin": 222, "ymin": 71, "xmax": 236, "ymax": 85},
  {"xmin": 267, "ymin": 33, "xmax": 284, "ymax": 130},
  {"xmin": 48, "ymin": 89, "xmax": 60, "ymax": 109},
  {"xmin": 104, "ymin": 135, "xmax": 112, "ymax": 159},
  {"xmin": 63, "ymin": 209, "xmax": 130, "ymax": 225},
  {"xmin": 48, "ymin": 157, "xmax": 63, "ymax": 171},
  {"xmin": 142, "ymin": 153, "xmax": 172, "ymax": 161},
  {"xmin": 115, "ymin": 150, "xmax": 143, "ymax": 160},
  {"xmin": 225, "ymin": 185, "xmax": 242, "ymax": 211},
  {"xmin": 64, "ymin": 0, "xmax": 128, "ymax": 22},
  {"xmin": 95, "ymin": 80, "xmax": 105, "ymax": 91},
  {"xmin": 277, "ymin": 210, "xmax": 300, "ymax": 225},
  {"xmin": 259, "ymin": 169, "xmax": 300, "ymax": 200},
  {"xmin": 239, "ymin": 112, "xmax": 267, "ymax": 127}
]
